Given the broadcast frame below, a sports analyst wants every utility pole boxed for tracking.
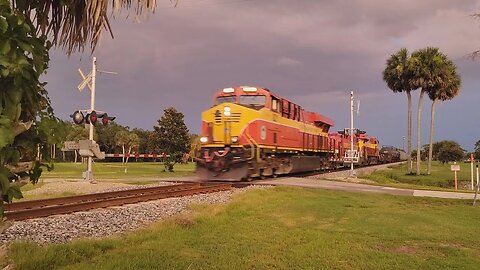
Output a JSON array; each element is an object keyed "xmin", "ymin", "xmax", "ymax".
[{"xmin": 349, "ymin": 91, "xmax": 355, "ymax": 177}]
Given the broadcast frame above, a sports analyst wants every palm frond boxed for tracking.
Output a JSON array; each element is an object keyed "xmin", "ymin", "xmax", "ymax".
[{"xmin": 14, "ymin": 0, "xmax": 178, "ymax": 55}]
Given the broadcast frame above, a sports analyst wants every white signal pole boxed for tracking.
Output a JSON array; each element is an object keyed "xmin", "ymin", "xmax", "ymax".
[
  {"xmin": 350, "ymin": 91, "xmax": 355, "ymax": 177},
  {"xmin": 77, "ymin": 57, "xmax": 116, "ymax": 183},
  {"xmin": 85, "ymin": 57, "xmax": 97, "ymax": 183}
]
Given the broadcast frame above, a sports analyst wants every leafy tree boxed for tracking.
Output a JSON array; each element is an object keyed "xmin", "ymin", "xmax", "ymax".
[
  {"xmin": 423, "ymin": 141, "xmax": 455, "ymax": 162},
  {"xmin": 383, "ymin": 48, "xmax": 415, "ymax": 174},
  {"xmin": 125, "ymin": 133, "xmax": 140, "ymax": 163},
  {"xmin": 96, "ymin": 122, "xmax": 127, "ymax": 153},
  {"xmin": 475, "ymin": 140, "xmax": 480, "ymax": 160},
  {"xmin": 435, "ymin": 141, "xmax": 465, "ymax": 164},
  {"xmin": 409, "ymin": 47, "xmax": 453, "ymax": 175},
  {"xmin": 37, "ymin": 117, "xmax": 69, "ymax": 160},
  {"xmin": 132, "ymin": 128, "xmax": 152, "ymax": 154},
  {"xmin": 0, "ymin": 0, "xmax": 53, "ymax": 215},
  {"xmin": 115, "ymin": 130, "xmax": 129, "ymax": 164},
  {"xmin": 66, "ymin": 124, "xmax": 89, "ymax": 163},
  {"xmin": 426, "ymin": 59, "xmax": 461, "ymax": 174},
  {"xmin": 152, "ymin": 108, "xmax": 190, "ymax": 172},
  {"xmin": 114, "ymin": 130, "xmax": 140, "ymax": 164},
  {"xmin": 189, "ymin": 133, "xmax": 200, "ymax": 162}
]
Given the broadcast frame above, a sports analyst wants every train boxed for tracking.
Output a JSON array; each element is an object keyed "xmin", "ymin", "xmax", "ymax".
[
  {"xmin": 379, "ymin": 146, "xmax": 408, "ymax": 163},
  {"xmin": 195, "ymin": 86, "xmax": 391, "ymax": 181}
]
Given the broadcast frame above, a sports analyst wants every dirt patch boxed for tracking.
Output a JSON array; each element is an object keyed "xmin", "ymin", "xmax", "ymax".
[
  {"xmin": 0, "ymin": 244, "xmax": 12, "ymax": 270},
  {"xmin": 378, "ymin": 244, "xmax": 420, "ymax": 255},
  {"xmin": 23, "ymin": 181, "xmax": 131, "ymax": 198},
  {"xmin": 174, "ymin": 216, "xmax": 197, "ymax": 227}
]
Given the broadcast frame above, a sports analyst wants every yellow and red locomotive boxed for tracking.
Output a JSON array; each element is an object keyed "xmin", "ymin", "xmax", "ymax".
[{"xmin": 196, "ymin": 86, "xmax": 380, "ymax": 180}]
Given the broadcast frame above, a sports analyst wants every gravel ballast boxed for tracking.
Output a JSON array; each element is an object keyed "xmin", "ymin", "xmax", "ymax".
[{"xmin": 0, "ymin": 183, "xmax": 270, "ymax": 245}]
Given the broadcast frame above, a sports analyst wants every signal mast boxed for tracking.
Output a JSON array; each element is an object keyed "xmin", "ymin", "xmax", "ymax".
[{"xmin": 73, "ymin": 57, "xmax": 116, "ymax": 182}]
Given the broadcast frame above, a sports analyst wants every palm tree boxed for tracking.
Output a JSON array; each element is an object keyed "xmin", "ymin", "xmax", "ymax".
[
  {"xmin": 426, "ymin": 62, "xmax": 461, "ymax": 174},
  {"xmin": 409, "ymin": 47, "xmax": 452, "ymax": 175},
  {"xmin": 13, "ymin": 0, "xmax": 175, "ymax": 54},
  {"xmin": 115, "ymin": 130, "xmax": 129, "ymax": 164},
  {"xmin": 125, "ymin": 133, "xmax": 140, "ymax": 163},
  {"xmin": 382, "ymin": 48, "xmax": 415, "ymax": 174}
]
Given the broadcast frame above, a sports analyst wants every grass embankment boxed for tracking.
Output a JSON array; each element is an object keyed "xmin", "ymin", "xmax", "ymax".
[
  {"xmin": 364, "ymin": 161, "xmax": 475, "ymax": 190},
  {"xmin": 10, "ymin": 162, "xmax": 195, "ymax": 200},
  {"xmin": 7, "ymin": 187, "xmax": 480, "ymax": 269},
  {"xmin": 42, "ymin": 162, "xmax": 195, "ymax": 180}
]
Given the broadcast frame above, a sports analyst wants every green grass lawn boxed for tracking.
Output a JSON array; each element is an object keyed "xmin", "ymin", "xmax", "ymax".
[
  {"xmin": 363, "ymin": 161, "xmax": 476, "ymax": 190},
  {"xmin": 6, "ymin": 187, "xmax": 480, "ymax": 270},
  {"xmin": 42, "ymin": 162, "xmax": 195, "ymax": 180}
]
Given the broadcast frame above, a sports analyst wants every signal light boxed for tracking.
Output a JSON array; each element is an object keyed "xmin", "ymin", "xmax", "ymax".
[
  {"xmin": 100, "ymin": 113, "xmax": 116, "ymax": 125},
  {"xmin": 89, "ymin": 111, "xmax": 97, "ymax": 125},
  {"xmin": 71, "ymin": 111, "xmax": 85, "ymax": 125},
  {"xmin": 85, "ymin": 111, "xmax": 97, "ymax": 125},
  {"xmin": 71, "ymin": 110, "xmax": 115, "ymax": 125}
]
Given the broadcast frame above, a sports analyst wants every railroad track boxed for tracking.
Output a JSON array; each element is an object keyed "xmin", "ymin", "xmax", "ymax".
[{"xmin": 4, "ymin": 183, "xmax": 232, "ymax": 221}]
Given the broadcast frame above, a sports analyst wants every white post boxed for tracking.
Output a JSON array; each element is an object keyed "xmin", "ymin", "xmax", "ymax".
[
  {"xmin": 86, "ymin": 57, "xmax": 97, "ymax": 183},
  {"xmin": 476, "ymin": 163, "xmax": 479, "ymax": 187},
  {"xmin": 350, "ymin": 91, "xmax": 355, "ymax": 176},
  {"xmin": 454, "ymin": 161, "xmax": 458, "ymax": 190},
  {"xmin": 471, "ymin": 154, "xmax": 474, "ymax": 190}
]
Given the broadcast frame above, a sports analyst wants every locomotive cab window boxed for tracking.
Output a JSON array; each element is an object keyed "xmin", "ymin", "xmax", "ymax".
[
  {"xmin": 215, "ymin": 96, "xmax": 237, "ymax": 105},
  {"xmin": 271, "ymin": 97, "xmax": 280, "ymax": 112},
  {"xmin": 239, "ymin": 95, "xmax": 266, "ymax": 109}
]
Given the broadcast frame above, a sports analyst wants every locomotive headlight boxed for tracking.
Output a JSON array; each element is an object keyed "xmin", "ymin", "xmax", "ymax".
[
  {"xmin": 200, "ymin": 137, "xmax": 208, "ymax": 143},
  {"xmin": 231, "ymin": 136, "xmax": 238, "ymax": 143},
  {"xmin": 223, "ymin": 106, "xmax": 231, "ymax": 116}
]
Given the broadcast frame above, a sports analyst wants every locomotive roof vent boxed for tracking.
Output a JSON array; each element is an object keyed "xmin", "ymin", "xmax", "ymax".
[{"xmin": 223, "ymin": 87, "xmax": 235, "ymax": 93}]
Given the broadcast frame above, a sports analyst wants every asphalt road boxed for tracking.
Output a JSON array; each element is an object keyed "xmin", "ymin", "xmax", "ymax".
[{"xmin": 254, "ymin": 177, "xmax": 477, "ymax": 200}]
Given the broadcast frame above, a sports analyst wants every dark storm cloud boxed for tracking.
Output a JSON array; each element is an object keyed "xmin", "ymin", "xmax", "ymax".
[{"xmin": 45, "ymin": 0, "xmax": 480, "ymax": 149}]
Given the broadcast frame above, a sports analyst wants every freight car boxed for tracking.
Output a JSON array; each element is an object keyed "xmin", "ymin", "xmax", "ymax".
[
  {"xmin": 379, "ymin": 146, "xmax": 408, "ymax": 163},
  {"xmin": 195, "ymin": 86, "xmax": 382, "ymax": 181}
]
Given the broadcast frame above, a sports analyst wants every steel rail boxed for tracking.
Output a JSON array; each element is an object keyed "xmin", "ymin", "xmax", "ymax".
[
  {"xmin": 5, "ymin": 183, "xmax": 232, "ymax": 221},
  {"xmin": 5, "ymin": 183, "xmax": 201, "ymax": 212}
]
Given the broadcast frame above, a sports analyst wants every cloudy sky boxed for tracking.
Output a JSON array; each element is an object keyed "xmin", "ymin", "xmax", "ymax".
[{"xmin": 45, "ymin": 0, "xmax": 480, "ymax": 150}]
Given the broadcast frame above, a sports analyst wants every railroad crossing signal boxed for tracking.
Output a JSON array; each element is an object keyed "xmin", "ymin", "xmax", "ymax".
[
  {"xmin": 70, "ymin": 110, "xmax": 115, "ymax": 125},
  {"xmin": 71, "ymin": 110, "xmax": 85, "ymax": 125},
  {"xmin": 77, "ymin": 70, "xmax": 92, "ymax": 92},
  {"xmin": 75, "ymin": 57, "xmax": 116, "ymax": 183},
  {"xmin": 62, "ymin": 140, "xmax": 105, "ymax": 159}
]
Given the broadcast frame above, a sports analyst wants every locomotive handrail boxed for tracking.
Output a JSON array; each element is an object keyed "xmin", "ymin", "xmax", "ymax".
[
  {"xmin": 243, "ymin": 134, "xmax": 256, "ymax": 161},
  {"xmin": 245, "ymin": 125, "xmax": 260, "ymax": 162}
]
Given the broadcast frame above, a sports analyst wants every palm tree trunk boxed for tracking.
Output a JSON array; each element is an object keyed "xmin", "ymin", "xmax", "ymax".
[
  {"xmin": 126, "ymin": 146, "xmax": 131, "ymax": 164},
  {"xmin": 416, "ymin": 89, "xmax": 425, "ymax": 175},
  {"xmin": 407, "ymin": 90, "xmax": 412, "ymax": 174},
  {"xmin": 122, "ymin": 145, "xmax": 125, "ymax": 164},
  {"xmin": 427, "ymin": 98, "xmax": 438, "ymax": 175}
]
